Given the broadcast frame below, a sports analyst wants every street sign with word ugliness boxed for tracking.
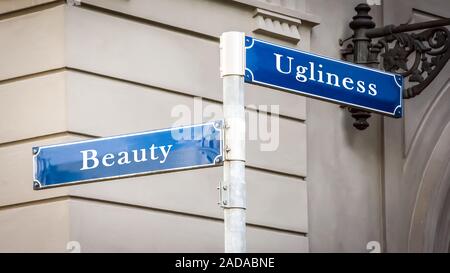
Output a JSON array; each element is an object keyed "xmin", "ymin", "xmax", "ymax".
[
  {"xmin": 33, "ymin": 121, "xmax": 223, "ymax": 189},
  {"xmin": 245, "ymin": 36, "xmax": 403, "ymax": 118}
]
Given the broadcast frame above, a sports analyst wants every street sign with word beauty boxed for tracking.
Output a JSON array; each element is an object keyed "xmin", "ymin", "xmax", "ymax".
[
  {"xmin": 245, "ymin": 36, "xmax": 403, "ymax": 118},
  {"xmin": 33, "ymin": 121, "xmax": 223, "ymax": 189}
]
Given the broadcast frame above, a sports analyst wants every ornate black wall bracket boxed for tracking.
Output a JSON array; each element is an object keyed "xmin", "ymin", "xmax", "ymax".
[{"xmin": 341, "ymin": 3, "xmax": 450, "ymax": 130}]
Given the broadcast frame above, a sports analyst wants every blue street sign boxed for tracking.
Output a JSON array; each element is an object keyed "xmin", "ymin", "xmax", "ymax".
[
  {"xmin": 245, "ymin": 36, "xmax": 403, "ymax": 118},
  {"xmin": 33, "ymin": 121, "xmax": 223, "ymax": 189}
]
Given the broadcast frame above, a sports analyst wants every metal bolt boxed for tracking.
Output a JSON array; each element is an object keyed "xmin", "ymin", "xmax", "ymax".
[
  {"xmin": 223, "ymin": 186, "xmax": 228, "ymax": 191},
  {"xmin": 223, "ymin": 200, "xmax": 228, "ymax": 205},
  {"xmin": 32, "ymin": 148, "xmax": 38, "ymax": 154},
  {"xmin": 225, "ymin": 146, "xmax": 231, "ymax": 153}
]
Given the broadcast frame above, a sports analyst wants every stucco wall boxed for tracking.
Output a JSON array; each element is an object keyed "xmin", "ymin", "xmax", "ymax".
[
  {"xmin": 306, "ymin": 0, "xmax": 384, "ymax": 252},
  {"xmin": 0, "ymin": 0, "xmax": 313, "ymax": 252}
]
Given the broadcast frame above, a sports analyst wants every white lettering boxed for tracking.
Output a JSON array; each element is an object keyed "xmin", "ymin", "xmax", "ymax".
[
  {"xmin": 309, "ymin": 62, "xmax": 316, "ymax": 81},
  {"xmin": 80, "ymin": 145, "xmax": 174, "ymax": 170},
  {"xmin": 368, "ymin": 83, "xmax": 377, "ymax": 96},
  {"xmin": 326, "ymin": 72, "xmax": 340, "ymax": 87},
  {"xmin": 275, "ymin": 58, "xmax": 380, "ymax": 98},
  {"xmin": 342, "ymin": 77, "xmax": 354, "ymax": 90},
  {"xmin": 274, "ymin": 53, "xmax": 293, "ymax": 74},
  {"xmin": 117, "ymin": 152, "xmax": 131, "ymax": 165},
  {"xmin": 317, "ymin": 64, "xmax": 324, "ymax": 83},
  {"xmin": 149, "ymin": 144, "xmax": 158, "ymax": 161},
  {"xmin": 295, "ymin": 66, "xmax": 308, "ymax": 82},
  {"xmin": 80, "ymin": 150, "xmax": 99, "ymax": 170},
  {"xmin": 159, "ymin": 145, "xmax": 173, "ymax": 164},
  {"xmin": 357, "ymin": 80, "xmax": 366, "ymax": 93},
  {"xmin": 132, "ymin": 149, "xmax": 147, "ymax": 163},
  {"xmin": 102, "ymin": 153, "xmax": 115, "ymax": 167}
]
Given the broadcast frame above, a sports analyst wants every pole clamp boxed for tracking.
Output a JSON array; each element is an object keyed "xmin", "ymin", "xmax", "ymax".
[{"xmin": 218, "ymin": 179, "xmax": 246, "ymax": 209}]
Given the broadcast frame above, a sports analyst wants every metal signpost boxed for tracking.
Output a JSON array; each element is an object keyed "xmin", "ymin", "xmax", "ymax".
[
  {"xmin": 217, "ymin": 33, "xmax": 404, "ymax": 253},
  {"xmin": 220, "ymin": 32, "xmax": 247, "ymax": 253},
  {"xmin": 33, "ymin": 122, "xmax": 223, "ymax": 189},
  {"xmin": 245, "ymin": 36, "xmax": 404, "ymax": 118}
]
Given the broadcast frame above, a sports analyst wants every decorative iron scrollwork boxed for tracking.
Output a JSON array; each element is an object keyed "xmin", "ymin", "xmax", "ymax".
[
  {"xmin": 376, "ymin": 27, "xmax": 450, "ymax": 98},
  {"xmin": 341, "ymin": 3, "xmax": 450, "ymax": 130}
]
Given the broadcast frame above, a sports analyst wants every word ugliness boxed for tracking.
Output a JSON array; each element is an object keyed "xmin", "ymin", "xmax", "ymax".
[{"xmin": 274, "ymin": 53, "xmax": 378, "ymax": 96}]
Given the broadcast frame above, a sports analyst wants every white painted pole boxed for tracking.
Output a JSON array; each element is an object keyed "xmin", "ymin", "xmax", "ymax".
[{"xmin": 219, "ymin": 32, "xmax": 246, "ymax": 253}]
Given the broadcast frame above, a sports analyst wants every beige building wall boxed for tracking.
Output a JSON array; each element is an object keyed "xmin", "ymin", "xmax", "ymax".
[
  {"xmin": 0, "ymin": 0, "xmax": 316, "ymax": 252},
  {"xmin": 382, "ymin": 0, "xmax": 450, "ymax": 252},
  {"xmin": 305, "ymin": 0, "xmax": 384, "ymax": 252},
  {"xmin": 1, "ymin": 0, "xmax": 449, "ymax": 253},
  {"xmin": 305, "ymin": 0, "xmax": 450, "ymax": 252}
]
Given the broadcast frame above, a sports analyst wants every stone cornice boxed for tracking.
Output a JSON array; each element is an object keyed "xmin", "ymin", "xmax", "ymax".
[{"xmin": 232, "ymin": 0, "xmax": 321, "ymax": 26}]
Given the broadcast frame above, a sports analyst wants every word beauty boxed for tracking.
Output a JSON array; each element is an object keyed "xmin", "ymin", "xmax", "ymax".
[
  {"xmin": 245, "ymin": 36, "xmax": 403, "ymax": 118},
  {"xmin": 33, "ymin": 121, "xmax": 223, "ymax": 189},
  {"xmin": 80, "ymin": 144, "xmax": 172, "ymax": 170}
]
